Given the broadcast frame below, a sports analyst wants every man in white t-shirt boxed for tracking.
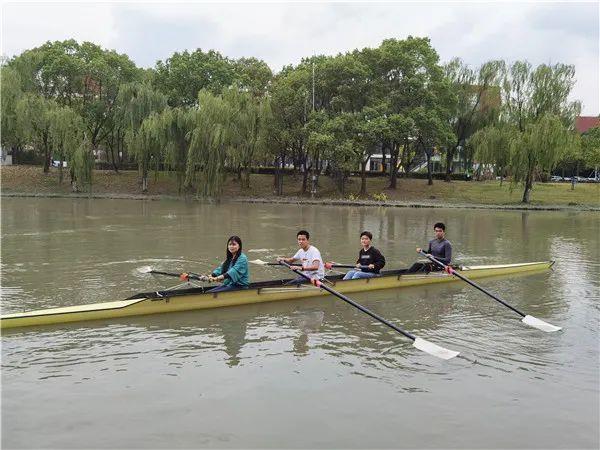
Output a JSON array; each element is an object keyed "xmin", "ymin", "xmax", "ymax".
[{"xmin": 277, "ymin": 230, "xmax": 325, "ymax": 284}]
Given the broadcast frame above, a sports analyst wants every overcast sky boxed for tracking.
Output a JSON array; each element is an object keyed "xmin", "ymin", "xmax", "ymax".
[{"xmin": 2, "ymin": 1, "xmax": 598, "ymax": 114}]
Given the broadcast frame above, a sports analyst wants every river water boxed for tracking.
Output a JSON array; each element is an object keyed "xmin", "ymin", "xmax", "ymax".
[{"xmin": 1, "ymin": 197, "xmax": 598, "ymax": 449}]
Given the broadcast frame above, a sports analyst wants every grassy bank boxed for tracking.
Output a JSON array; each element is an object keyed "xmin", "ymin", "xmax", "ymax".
[{"xmin": 1, "ymin": 165, "xmax": 599, "ymax": 208}]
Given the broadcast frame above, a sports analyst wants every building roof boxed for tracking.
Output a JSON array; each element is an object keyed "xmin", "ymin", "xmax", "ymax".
[{"xmin": 575, "ymin": 116, "xmax": 600, "ymax": 134}]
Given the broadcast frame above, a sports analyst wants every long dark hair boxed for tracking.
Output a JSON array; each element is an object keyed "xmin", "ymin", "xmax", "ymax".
[{"xmin": 221, "ymin": 235, "xmax": 242, "ymax": 273}]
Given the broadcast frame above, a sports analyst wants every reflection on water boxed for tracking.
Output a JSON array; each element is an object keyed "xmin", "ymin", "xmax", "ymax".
[{"xmin": 1, "ymin": 198, "xmax": 598, "ymax": 449}]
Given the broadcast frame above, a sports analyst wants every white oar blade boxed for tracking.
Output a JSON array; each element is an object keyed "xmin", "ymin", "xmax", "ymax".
[
  {"xmin": 522, "ymin": 315, "xmax": 562, "ymax": 332},
  {"xmin": 249, "ymin": 259, "xmax": 270, "ymax": 265},
  {"xmin": 413, "ymin": 337, "xmax": 460, "ymax": 360}
]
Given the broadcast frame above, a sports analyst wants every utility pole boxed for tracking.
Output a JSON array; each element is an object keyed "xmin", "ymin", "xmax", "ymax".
[
  {"xmin": 311, "ymin": 57, "xmax": 317, "ymax": 198},
  {"xmin": 312, "ymin": 60, "xmax": 315, "ymax": 112}
]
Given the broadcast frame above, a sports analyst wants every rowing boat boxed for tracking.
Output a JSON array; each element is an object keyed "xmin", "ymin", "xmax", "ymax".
[{"xmin": 1, "ymin": 261, "xmax": 554, "ymax": 329}]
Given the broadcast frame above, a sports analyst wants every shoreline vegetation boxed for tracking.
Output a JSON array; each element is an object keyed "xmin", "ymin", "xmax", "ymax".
[
  {"xmin": 4, "ymin": 39, "xmax": 599, "ymax": 209},
  {"xmin": 2, "ymin": 166, "xmax": 598, "ymax": 211}
]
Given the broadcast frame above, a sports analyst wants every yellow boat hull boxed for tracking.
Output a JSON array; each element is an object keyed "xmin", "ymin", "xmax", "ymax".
[{"xmin": 1, "ymin": 261, "xmax": 554, "ymax": 329}]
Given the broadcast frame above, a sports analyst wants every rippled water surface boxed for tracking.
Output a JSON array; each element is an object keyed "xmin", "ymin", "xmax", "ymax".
[{"xmin": 1, "ymin": 198, "xmax": 598, "ymax": 448}]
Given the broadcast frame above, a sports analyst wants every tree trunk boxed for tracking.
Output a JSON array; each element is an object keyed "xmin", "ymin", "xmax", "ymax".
[
  {"xmin": 427, "ymin": 153, "xmax": 433, "ymax": 186},
  {"xmin": 70, "ymin": 167, "xmax": 78, "ymax": 192},
  {"xmin": 11, "ymin": 145, "xmax": 19, "ymax": 164},
  {"xmin": 42, "ymin": 134, "xmax": 51, "ymax": 173},
  {"xmin": 521, "ymin": 169, "xmax": 533, "ymax": 203},
  {"xmin": 109, "ymin": 143, "xmax": 119, "ymax": 173},
  {"xmin": 58, "ymin": 157, "xmax": 64, "ymax": 184},
  {"xmin": 360, "ymin": 160, "xmax": 368, "ymax": 196},
  {"xmin": 273, "ymin": 154, "xmax": 284, "ymax": 196},
  {"xmin": 242, "ymin": 168, "xmax": 250, "ymax": 189},
  {"xmin": 388, "ymin": 143, "xmax": 399, "ymax": 189},
  {"xmin": 142, "ymin": 164, "xmax": 149, "ymax": 193},
  {"xmin": 301, "ymin": 164, "xmax": 309, "ymax": 194},
  {"xmin": 571, "ymin": 161, "xmax": 580, "ymax": 190},
  {"xmin": 445, "ymin": 144, "xmax": 458, "ymax": 182},
  {"xmin": 399, "ymin": 139, "xmax": 410, "ymax": 178},
  {"xmin": 338, "ymin": 172, "xmax": 346, "ymax": 196}
]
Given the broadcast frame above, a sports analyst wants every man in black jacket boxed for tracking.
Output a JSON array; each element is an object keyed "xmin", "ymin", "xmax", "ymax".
[{"xmin": 342, "ymin": 231, "xmax": 386, "ymax": 280}]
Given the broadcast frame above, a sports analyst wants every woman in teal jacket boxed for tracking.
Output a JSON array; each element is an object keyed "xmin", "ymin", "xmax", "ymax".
[{"xmin": 208, "ymin": 236, "xmax": 249, "ymax": 292}]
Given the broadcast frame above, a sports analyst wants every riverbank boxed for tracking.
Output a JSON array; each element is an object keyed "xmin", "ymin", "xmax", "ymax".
[{"xmin": 2, "ymin": 165, "xmax": 599, "ymax": 211}]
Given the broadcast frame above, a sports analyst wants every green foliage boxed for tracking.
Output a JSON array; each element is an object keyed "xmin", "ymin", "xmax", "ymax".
[
  {"xmin": 225, "ymin": 88, "xmax": 271, "ymax": 188},
  {"xmin": 509, "ymin": 113, "xmax": 574, "ymax": 200},
  {"xmin": 186, "ymin": 90, "xmax": 231, "ymax": 196},
  {"xmin": 581, "ymin": 127, "xmax": 600, "ymax": 168},
  {"xmin": 502, "ymin": 61, "xmax": 580, "ymax": 130},
  {"xmin": 444, "ymin": 58, "xmax": 504, "ymax": 178},
  {"xmin": 1, "ymin": 66, "xmax": 23, "ymax": 149},
  {"xmin": 154, "ymin": 50, "xmax": 272, "ymax": 106},
  {"xmin": 71, "ymin": 135, "xmax": 95, "ymax": 190},
  {"xmin": 117, "ymin": 82, "xmax": 168, "ymax": 190},
  {"xmin": 474, "ymin": 61, "xmax": 582, "ymax": 202},
  {"xmin": 232, "ymin": 57, "xmax": 273, "ymax": 96},
  {"xmin": 48, "ymin": 105, "xmax": 84, "ymax": 182},
  {"xmin": 8, "ymin": 40, "xmax": 141, "ymax": 147},
  {"xmin": 470, "ymin": 124, "xmax": 512, "ymax": 181},
  {"xmin": 7, "ymin": 38, "xmax": 589, "ymax": 202},
  {"xmin": 15, "ymin": 93, "xmax": 56, "ymax": 170},
  {"xmin": 157, "ymin": 107, "xmax": 194, "ymax": 191}
]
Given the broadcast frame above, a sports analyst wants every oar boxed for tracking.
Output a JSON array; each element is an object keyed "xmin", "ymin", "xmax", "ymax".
[
  {"xmin": 145, "ymin": 269, "xmax": 209, "ymax": 282},
  {"xmin": 252, "ymin": 259, "xmax": 369, "ymax": 271},
  {"xmin": 276, "ymin": 260, "xmax": 459, "ymax": 360},
  {"xmin": 324, "ymin": 262, "xmax": 370, "ymax": 270},
  {"xmin": 418, "ymin": 251, "xmax": 561, "ymax": 332},
  {"xmin": 249, "ymin": 259, "xmax": 281, "ymax": 266}
]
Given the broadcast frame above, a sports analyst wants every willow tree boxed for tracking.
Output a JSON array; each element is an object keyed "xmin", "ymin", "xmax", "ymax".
[
  {"xmin": 510, "ymin": 114, "xmax": 573, "ymax": 202},
  {"xmin": 470, "ymin": 124, "xmax": 512, "ymax": 185},
  {"xmin": 15, "ymin": 93, "xmax": 56, "ymax": 172},
  {"xmin": 48, "ymin": 106, "xmax": 84, "ymax": 184},
  {"xmin": 70, "ymin": 134, "xmax": 95, "ymax": 193},
  {"xmin": 500, "ymin": 61, "xmax": 580, "ymax": 202},
  {"xmin": 1, "ymin": 67, "xmax": 24, "ymax": 163},
  {"xmin": 141, "ymin": 107, "xmax": 193, "ymax": 193},
  {"xmin": 117, "ymin": 82, "xmax": 167, "ymax": 192},
  {"xmin": 135, "ymin": 113, "xmax": 164, "ymax": 188},
  {"xmin": 186, "ymin": 89, "xmax": 230, "ymax": 197},
  {"xmin": 223, "ymin": 87, "xmax": 269, "ymax": 189},
  {"xmin": 444, "ymin": 58, "xmax": 503, "ymax": 181}
]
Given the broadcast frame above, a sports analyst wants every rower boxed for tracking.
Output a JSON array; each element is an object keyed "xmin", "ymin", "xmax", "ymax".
[
  {"xmin": 410, "ymin": 222, "xmax": 452, "ymax": 273},
  {"xmin": 343, "ymin": 231, "xmax": 386, "ymax": 280},
  {"xmin": 277, "ymin": 230, "xmax": 325, "ymax": 285},
  {"xmin": 206, "ymin": 236, "xmax": 249, "ymax": 292}
]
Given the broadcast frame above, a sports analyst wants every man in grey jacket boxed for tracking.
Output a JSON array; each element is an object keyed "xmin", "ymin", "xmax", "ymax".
[{"xmin": 407, "ymin": 222, "xmax": 452, "ymax": 273}]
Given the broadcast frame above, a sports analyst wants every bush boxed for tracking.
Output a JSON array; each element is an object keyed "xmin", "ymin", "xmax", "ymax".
[{"xmin": 371, "ymin": 192, "xmax": 388, "ymax": 201}]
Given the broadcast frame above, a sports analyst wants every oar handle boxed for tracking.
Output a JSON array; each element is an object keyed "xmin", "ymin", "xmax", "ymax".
[
  {"xmin": 277, "ymin": 261, "xmax": 416, "ymax": 341},
  {"xmin": 418, "ymin": 251, "xmax": 526, "ymax": 318}
]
